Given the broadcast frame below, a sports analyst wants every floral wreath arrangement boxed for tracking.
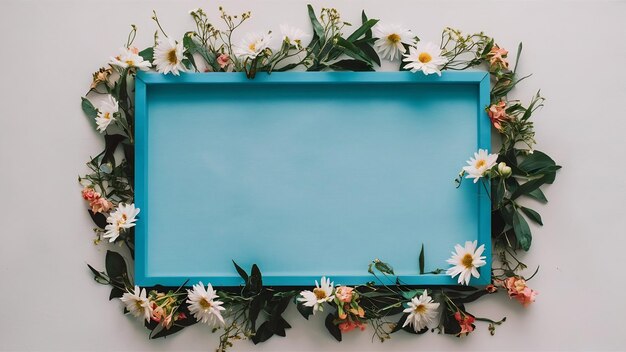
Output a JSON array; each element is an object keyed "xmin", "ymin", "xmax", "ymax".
[{"xmin": 79, "ymin": 4, "xmax": 560, "ymax": 351}]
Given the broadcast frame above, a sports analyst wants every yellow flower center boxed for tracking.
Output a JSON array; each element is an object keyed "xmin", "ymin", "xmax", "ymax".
[
  {"xmin": 387, "ymin": 33, "xmax": 401, "ymax": 43},
  {"xmin": 414, "ymin": 304, "xmax": 427, "ymax": 314},
  {"xmin": 199, "ymin": 298, "xmax": 212, "ymax": 310},
  {"xmin": 248, "ymin": 43, "xmax": 257, "ymax": 52},
  {"xmin": 475, "ymin": 159, "xmax": 486, "ymax": 168},
  {"xmin": 418, "ymin": 52, "xmax": 432, "ymax": 63},
  {"xmin": 135, "ymin": 300, "xmax": 144, "ymax": 311},
  {"xmin": 167, "ymin": 49, "xmax": 178, "ymax": 64},
  {"xmin": 462, "ymin": 253, "xmax": 474, "ymax": 269},
  {"xmin": 313, "ymin": 288, "xmax": 327, "ymax": 300},
  {"xmin": 104, "ymin": 112, "xmax": 111, "ymax": 120},
  {"xmin": 125, "ymin": 60, "xmax": 135, "ymax": 66}
]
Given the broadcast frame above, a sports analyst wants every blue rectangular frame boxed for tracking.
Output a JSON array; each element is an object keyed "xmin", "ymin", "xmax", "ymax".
[{"xmin": 135, "ymin": 71, "xmax": 492, "ymax": 287}]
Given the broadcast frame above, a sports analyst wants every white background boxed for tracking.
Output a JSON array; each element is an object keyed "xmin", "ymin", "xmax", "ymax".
[{"xmin": 1, "ymin": 0, "xmax": 625, "ymax": 351}]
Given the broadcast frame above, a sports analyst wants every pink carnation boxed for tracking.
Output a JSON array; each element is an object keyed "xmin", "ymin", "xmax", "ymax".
[
  {"xmin": 454, "ymin": 311, "xmax": 475, "ymax": 336},
  {"xmin": 81, "ymin": 187, "xmax": 100, "ymax": 201},
  {"xmin": 338, "ymin": 320, "xmax": 366, "ymax": 333},
  {"xmin": 335, "ymin": 286, "xmax": 354, "ymax": 303},
  {"xmin": 503, "ymin": 277, "xmax": 538, "ymax": 307},
  {"xmin": 487, "ymin": 45, "xmax": 509, "ymax": 69},
  {"xmin": 90, "ymin": 197, "xmax": 113, "ymax": 213},
  {"xmin": 217, "ymin": 54, "xmax": 230, "ymax": 69},
  {"xmin": 487, "ymin": 101, "xmax": 510, "ymax": 131}
]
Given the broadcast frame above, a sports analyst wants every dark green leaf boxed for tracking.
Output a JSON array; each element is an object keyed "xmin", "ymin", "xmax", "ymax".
[
  {"xmin": 512, "ymin": 210, "xmax": 532, "ymax": 251},
  {"xmin": 88, "ymin": 210, "xmax": 107, "ymax": 229},
  {"xmin": 232, "ymin": 260, "xmax": 249, "ymax": 282},
  {"xmin": 151, "ymin": 324, "xmax": 186, "ymax": 339},
  {"xmin": 355, "ymin": 41, "xmax": 380, "ymax": 66},
  {"xmin": 391, "ymin": 314, "xmax": 408, "ymax": 333},
  {"xmin": 251, "ymin": 321, "xmax": 274, "ymax": 344},
  {"xmin": 139, "ymin": 47, "xmax": 154, "ymax": 62},
  {"xmin": 249, "ymin": 264, "xmax": 263, "ymax": 293},
  {"xmin": 513, "ymin": 42, "xmax": 523, "ymax": 74},
  {"xmin": 518, "ymin": 150, "xmax": 556, "ymax": 175},
  {"xmin": 401, "ymin": 289, "xmax": 420, "ymax": 300},
  {"xmin": 374, "ymin": 260, "xmax": 395, "ymax": 275},
  {"xmin": 335, "ymin": 37, "xmax": 371, "ymax": 63},
  {"xmin": 87, "ymin": 264, "xmax": 109, "ymax": 285},
  {"xmin": 296, "ymin": 301, "xmax": 314, "ymax": 320},
  {"xmin": 324, "ymin": 313, "xmax": 342, "ymax": 342},
  {"xmin": 105, "ymin": 250, "xmax": 127, "ymax": 282},
  {"xmin": 510, "ymin": 176, "xmax": 548, "ymax": 200},
  {"xmin": 346, "ymin": 19, "xmax": 379, "ymax": 42},
  {"xmin": 527, "ymin": 188, "xmax": 548, "ymax": 203},
  {"xmin": 329, "ymin": 59, "xmax": 373, "ymax": 71},
  {"xmin": 418, "ymin": 244, "xmax": 425, "ymax": 275},
  {"xmin": 306, "ymin": 5, "xmax": 325, "ymax": 43},
  {"xmin": 361, "ymin": 11, "xmax": 372, "ymax": 39},
  {"xmin": 521, "ymin": 206, "xmax": 543, "ymax": 225},
  {"xmin": 109, "ymin": 286, "xmax": 124, "ymax": 300},
  {"xmin": 102, "ymin": 134, "xmax": 127, "ymax": 167},
  {"xmin": 249, "ymin": 294, "xmax": 266, "ymax": 332},
  {"xmin": 493, "ymin": 179, "xmax": 506, "ymax": 208}
]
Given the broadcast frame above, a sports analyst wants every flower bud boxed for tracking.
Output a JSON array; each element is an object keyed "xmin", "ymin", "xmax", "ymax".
[{"xmin": 497, "ymin": 162, "xmax": 512, "ymax": 178}]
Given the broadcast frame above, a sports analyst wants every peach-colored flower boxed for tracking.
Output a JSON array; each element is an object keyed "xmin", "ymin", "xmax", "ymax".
[
  {"xmin": 335, "ymin": 286, "xmax": 354, "ymax": 303},
  {"xmin": 90, "ymin": 197, "xmax": 113, "ymax": 213},
  {"xmin": 487, "ymin": 101, "xmax": 510, "ymax": 131},
  {"xmin": 487, "ymin": 45, "xmax": 509, "ymax": 69},
  {"xmin": 338, "ymin": 320, "xmax": 366, "ymax": 332},
  {"xmin": 217, "ymin": 54, "xmax": 230, "ymax": 69},
  {"xmin": 129, "ymin": 46, "xmax": 139, "ymax": 55},
  {"xmin": 454, "ymin": 311, "xmax": 475, "ymax": 336},
  {"xmin": 503, "ymin": 277, "xmax": 538, "ymax": 307},
  {"xmin": 81, "ymin": 187, "xmax": 100, "ymax": 201},
  {"xmin": 485, "ymin": 284, "xmax": 497, "ymax": 293}
]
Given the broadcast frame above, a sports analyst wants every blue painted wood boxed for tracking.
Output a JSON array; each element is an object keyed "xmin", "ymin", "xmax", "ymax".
[{"xmin": 135, "ymin": 71, "xmax": 492, "ymax": 287}]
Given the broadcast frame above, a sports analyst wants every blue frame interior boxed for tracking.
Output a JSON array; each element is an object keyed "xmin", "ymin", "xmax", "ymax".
[{"xmin": 134, "ymin": 71, "xmax": 492, "ymax": 287}]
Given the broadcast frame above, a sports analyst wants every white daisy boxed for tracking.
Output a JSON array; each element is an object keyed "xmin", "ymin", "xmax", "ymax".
[
  {"xmin": 109, "ymin": 47, "xmax": 151, "ymax": 71},
  {"xmin": 280, "ymin": 25, "xmax": 310, "ymax": 49},
  {"xmin": 462, "ymin": 149, "xmax": 499, "ymax": 183},
  {"xmin": 446, "ymin": 240, "xmax": 487, "ymax": 285},
  {"xmin": 373, "ymin": 24, "xmax": 416, "ymax": 61},
  {"xmin": 103, "ymin": 203, "xmax": 140, "ymax": 242},
  {"xmin": 120, "ymin": 285, "xmax": 152, "ymax": 322},
  {"xmin": 402, "ymin": 290, "xmax": 440, "ymax": 332},
  {"xmin": 186, "ymin": 282, "xmax": 225, "ymax": 325},
  {"xmin": 153, "ymin": 38, "xmax": 186, "ymax": 76},
  {"xmin": 297, "ymin": 276, "xmax": 334, "ymax": 314},
  {"xmin": 402, "ymin": 41, "xmax": 448, "ymax": 76},
  {"xmin": 234, "ymin": 32, "xmax": 272, "ymax": 60},
  {"xmin": 95, "ymin": 95, "xmax": 118, "ymax": 133}
]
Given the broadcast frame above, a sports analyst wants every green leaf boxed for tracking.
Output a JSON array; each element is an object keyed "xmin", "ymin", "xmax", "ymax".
[
  {"xmin": 401, "ymin": 289, "xmax": 421, "ymax": 300},
  {"xmin": 306, "ymin": 5, "xmax": 325, "ymax": 43},
  {"xmin": 346, "ymin": 19, "xmax": 379, "ymax": 42},
  {"xmin": 81, "ymin": 97, "xmax": 98, "ymax": 129},
  {"xmin": 518, "ymin": 150, "xmax": 557, "ymax": 175},
  {"xmin": 232, "ymin": 260, "xmax": 249, "ymax": 282},
  {"xmin": 521, "ymin": 206, "xmax": 543, "ymax": 225},
  {"xmin": 88, "ymin": 209, "xmax": 107, "ymax": 229},
  {"xmin": 527, "ymin": 188, "xmax": 548, "ymax": 203},
  {"xmin": 87, "ymin": 264, "xmax": 109, "ymax": 285},
  {"xmin": 513, "ymin": 42, "xmax": 523, "ymax": 74},
  {"xmin": 105, "ymin": 250, "xmax": 128, "ymax": 282},
  {"xmin": 510, "ymin": 175, "xmax": 549, "ymax": 200},
  {"xmin": 151, "ymin": 324, "xmax": 186, "ymax": 339},
  {"xmin": 251, "ymin": 321, "xmax": 274, "ymax": 344},
  {"xmin": 139, "ymin": 47, "xmax": 154, "ymax": 62},
  {"xmin": 296, "ymin": 301, "xmax": 314, "ymax": 320},
  {"xmin": 249, "ymin": 294, "xmax": 266, "ymax": 332},
  {"xmin": 512, "ymin": 210, "xmax": 532, "ymax": 250},
  {"xmin": 355, "ymin": 41, "xmax": 381, "ymax": 66},
  {"xmin": 374, "ymin": 260, "xmax": 395, "ymax": 275},
  {"xmin": 102, "ymin": 134, "xmax": 127, "ymax": 167},
  {"xmin": 324, "ymin": 313, "xmax": 342, "ymax": 341},
  {"xmin": 335, "ymin": 37, "xmax": 371, "ymax": 63},
  {"xmin": 109, "ymin": 287, "xmax": 124, "ymax": 300},
  {"xmin": 418, "ymin": 244, "xmax": 425, "ymax": 275},
  {"xmin": 249, "ymin": 264, "xmax": 263, "ymax": 293},
  {"xmin": 329, "ymin": 59, "xmax": 373, "ymax": 71},
  {"xmin": 361, "ymin": 11, "xmax": 373, "ymax": 39}
]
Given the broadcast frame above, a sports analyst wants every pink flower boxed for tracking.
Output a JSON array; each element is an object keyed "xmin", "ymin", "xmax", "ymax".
[
  {"xmin": 338, "ymin": 320, "xmax": 366, "ymax": 333},
  {"xmin": 503, "ymin": 277, "xmax": 538, "ymax": 307},
  {"xmin": 81, "ymin": 187, "xmax": 100, "ymax": 202},
  {"xmin": 129, "ymin": 46, "xmax": 139, "ymax": 55},
  {"xmin": 487, "ymin": 101, "xmax": 510, "ymax": 131},
  {"xmin": 485, "ymin": 284, "xmax": 497, "ymax": 293},
  {"xmin": 454, "ymin": 311, "xmax": 475, "ymax": 336},
  {"xmin": 217, "ymin": 54, "xmax": 230, "ymax": 69},
  {"xmin": 487, "ymin": 45, "xmax": 509, "ymax": 69},
  {"xmin": 335, "ymin": 286, "xmax": 354, "ymax": 303},
  {"xmin": 90, "ymin": 197, "xmax": 113, "ymax": 213}
]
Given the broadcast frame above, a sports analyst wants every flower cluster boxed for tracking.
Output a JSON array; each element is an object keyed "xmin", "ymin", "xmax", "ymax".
[{"xmin": 80, "ymin": 5, "xmax": 558, "ymax": 351}]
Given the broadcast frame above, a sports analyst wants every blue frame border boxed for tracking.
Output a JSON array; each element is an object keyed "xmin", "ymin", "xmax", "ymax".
[{"xmin": 135, "ymin": 71, "xmax": 492, "ymax": 287}]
